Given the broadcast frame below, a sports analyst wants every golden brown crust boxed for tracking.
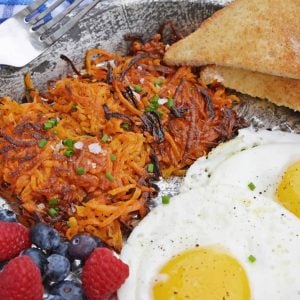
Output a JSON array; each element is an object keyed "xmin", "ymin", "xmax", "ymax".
[
  {"xmin": 164, "ymin": 0, "xmax": 300, "ymax": 80},
  {"xmin": 201, "ymin": 65, "xmax": 300, "ymax": 111}
]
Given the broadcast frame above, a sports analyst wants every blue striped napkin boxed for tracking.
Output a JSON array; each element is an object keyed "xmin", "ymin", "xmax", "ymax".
[{"xmin": 0, "ymin": 0, "xmax": 76, "ymax": 24}]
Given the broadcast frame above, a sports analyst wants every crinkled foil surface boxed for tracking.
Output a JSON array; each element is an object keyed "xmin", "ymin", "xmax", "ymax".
[{"xmin": 0, "ymin": 1, "xmax": 300, "ymax": 294}]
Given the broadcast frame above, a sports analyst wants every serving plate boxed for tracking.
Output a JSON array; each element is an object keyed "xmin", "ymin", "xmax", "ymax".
[
  {"xmin": 1, "ymin": 0, "xmax": 300, "ymax": 297},
  {"xmin": 1, "ymin": 0, "xmax": 300, "ymax": 222},
  {"xmin": 1, "ymin": 0, "xmax": 300, "ymax": 206}
]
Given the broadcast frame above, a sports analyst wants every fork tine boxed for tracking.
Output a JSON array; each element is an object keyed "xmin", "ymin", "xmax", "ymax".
[
  {"xmin": 29, "ymin": 0, "xmax": 66, "ymax": 25},
  {"xmin": 20, "ymin": 0, "xmax": 49, "ymax": 17},
  {"xmin": 36, "ymin": 0, "xmax": 85, "ymax": 35},
  {"xmin": 42, "ymin": 0, "xmax": 101, "ymax": 45}
]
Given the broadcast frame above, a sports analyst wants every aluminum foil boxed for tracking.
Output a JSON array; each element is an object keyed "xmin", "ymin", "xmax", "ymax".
[{"xmin": 0, "ymin": 0, "xmax": 300, "ymax": 296}]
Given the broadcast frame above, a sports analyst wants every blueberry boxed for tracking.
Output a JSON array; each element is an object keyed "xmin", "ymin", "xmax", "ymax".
[
  {"xmin": 52, "ymin": 240, "xmax": 69, "ymax": 257},
  {"xmin": 45, "ymin": 295, "xmax": 63, "ymax": 300},
  {"xmin": 30, "ymin": 223, "xmax": 60, "ymax": 251},
  {"xmin": 46, "ymin": 254, "xmax": 70, "ymax": 282},
  {"xmin": 0, "ymin": 261, "xmax": 7, "ymax": 271},
  {"xmin": 21, "ymin": 248, "xmax": 47, "ymax": 274},
  {"xmin": 0, "ymin": 209, "xmax": 17, "ymax": 222},
  {"xmin": 68, "ymin": 234, "xmax": 102, "ymax": 261},
  {"xmin": 49, "ymin": 281, "xmax": 84, "ymax": 300}
]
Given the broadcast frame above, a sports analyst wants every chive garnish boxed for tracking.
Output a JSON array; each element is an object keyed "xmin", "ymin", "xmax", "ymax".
[
  {"xmin": 154, "ymin": 78, "xmax": 164, "ymax": 87},
  {"xmin": 110, "ymin": 154, "xmax": 116, "ymax": 161},
  {"xmin": 64, "ymin": 148, "xmax": 74, "ymax": 157},
  {"xmin": 162, "ymin": 195, "xmax": 171, "ymax": 204},
  {"xmin": 134, "ymin": 84, "xmax": 143, "ymax": 93},
  {"xmin": 167, "ymin": 98, "xmax": 174, "ymax": 108},
  {"xmin": 105, "ymin": 172, "xmax": 114, "ymax": 182},
  {"xmin": 62, "ymin": 139, "xmax": 75, "ymax": 148},
  {"xmin": 76, "ymin": 167, "xmax": 85, "ymax": 175},
  {"xmin": 48, "ymin": 118, "xmax": 58, "ymax": 126},
  {"xmin": 147, "ymin": 163, "xmax": 154, "ymax": 173},
  {"xmin": 248, "ymin": 182, "xmax": 256, "ymax": 191},
  {"xmin": 248, "ymin": 255, "xmax": 256, "ymax": 263},
  {"xmin": 101, "ymin": 134, "xmax": 109, "ymax": 143},
  {"xmin": 38, "ymin": 139, "xmax": 47, "ymax": 148},
  {"xmin": 48, "ymin": 198, "xmax": 59, "ymax": 206},
  {"xmin": 121, "ymin": 123, "xmax": 129, "ymax": 130},
  {"xmin": 48, "ymin": 208, "xmax": 58, "ymax": 218},
  {"xmin": 71, "ymin": 104, "xmax": 78, "ymax": 111},
  {"xmin": 43, "ymin": 122, "xmax": 53, "ymax": 130}
]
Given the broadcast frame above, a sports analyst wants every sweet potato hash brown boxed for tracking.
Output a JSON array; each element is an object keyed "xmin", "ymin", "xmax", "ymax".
[{"xmin": 0, "ymin": 31, "xmax": 245, "ymax": 251}]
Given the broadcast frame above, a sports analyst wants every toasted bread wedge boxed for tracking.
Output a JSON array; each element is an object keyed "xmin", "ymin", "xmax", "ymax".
[
  {"xmin": 164, "ymin": 0, "xmax": 300, "ymax": 80},
  {"xmin": 201, "ymin": 65, "xmax": 300, "ymax": 111}
]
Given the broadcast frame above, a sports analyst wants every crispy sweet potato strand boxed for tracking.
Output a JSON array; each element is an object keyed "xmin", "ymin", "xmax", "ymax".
[{"xmin": 0, "ymin": 33, "xmax": 245, "ymax": 251}]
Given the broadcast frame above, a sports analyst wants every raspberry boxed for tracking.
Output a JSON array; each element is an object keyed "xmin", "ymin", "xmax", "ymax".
[
  {"xmin": 0, "ymin": 255, "xmax": 44, "ymax": 300},
  {"xmin": 82, "ymin": 248, "xmax": 129, "ymax": 300},
  {"xmin": 0, "ymin": 221, "xmax": 30, "ymax": 262}
]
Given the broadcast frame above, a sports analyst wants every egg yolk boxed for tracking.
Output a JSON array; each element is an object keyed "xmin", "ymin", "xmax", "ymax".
[
  {"xmin": 153, "ymin": 247, "xmax": 250, "ymax": 300},
  {"xmin": 277, "ymin": 161, "xmax": 300, "ymax": 218}
]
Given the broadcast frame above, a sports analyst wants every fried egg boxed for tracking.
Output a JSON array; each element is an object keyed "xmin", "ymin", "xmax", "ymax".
[
  {"xmin": 182, "ymin": 128, "xmax": 300, "ymax": 217},
  {"xmin": 118, "ymin": 184, "xmax": 300, "ymax": 300}
]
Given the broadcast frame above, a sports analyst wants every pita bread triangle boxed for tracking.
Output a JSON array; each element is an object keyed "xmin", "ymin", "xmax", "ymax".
[{"xmin": 164, "ymin": 0, "xmax": 300, "ymax": 79}]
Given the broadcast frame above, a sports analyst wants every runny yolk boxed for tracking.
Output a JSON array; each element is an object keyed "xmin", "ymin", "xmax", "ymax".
[
  {"xmin": 153, "ymin": 247, "xmax": 250, "ymax": 300},
  {"xmin": 277, "ymin": 161, "xmax": 300, "ymax": 218}
]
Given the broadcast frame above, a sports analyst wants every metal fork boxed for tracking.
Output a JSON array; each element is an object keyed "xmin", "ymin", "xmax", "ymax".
[{"xmin": 0, "ymin": 0, "xmax": 101, "ymax": 67}]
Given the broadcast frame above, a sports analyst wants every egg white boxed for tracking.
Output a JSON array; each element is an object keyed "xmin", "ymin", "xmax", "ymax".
[
  {"xmin": 181, "ymin": 128, "xmax": 300, "ymax": 199},
  {"xmin": 118, "ymin": 184, "xmax": 300, "ymax": 300}
]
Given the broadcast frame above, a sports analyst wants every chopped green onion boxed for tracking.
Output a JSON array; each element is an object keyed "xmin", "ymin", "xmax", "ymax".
[
  {"xmin": 101, "ymin": 134, "xmax": 109, "ymax": 143},
  {"xmin": 146, "ymin": 105, "xmax": 156, "ymax": 112},
  {"xmin": 248, "ymin": 182, "xmax": 256, "ymax": 191},
  {"xmin": 38, "ymin": 139, "xmax": 47, "ymax": 148},
  {"xmin": 66, "ymin": 221, "xmax": 71, "ymax": 228},
  {"xmin": 167, "ymin": 98, "xmax": 174, "ymax": 108},
  {"xmin": 62, "ymin": 139, "xmax": 75, "ymax": 148},
  {"xmin": 105, "ymin": 172, "xmax": 114, "ymax": 182},
  {"xmin": 71, "ymin": 104, "xmax": 78, "ymax": 111},
  {"xmin": 248, "ymin": 255, "xmax": 256, "ymax": 263},
  {"xmin": 48, "ymin": 118, "xmax": 58, "ymax": 126},
  {"xmin": 146, "ymin": 95, "xmax": 160, "ymax": 112},
  {"xmin": 110, "ymin": 154, "xmax": 116, "ymax": 161},
  {"xmin": 48, "ymin": 208, "xmax": 58, "ymax": 218},
  {"xmin": 76, "ymin": 167, "xmax": 85, "ymax": 175},
  {"xmin": 150, "ymin": 95, "xmax": 159, "ymax": 105},
  {"xmin": 147, "ymin": 163, "xmax": 154, "ymax": 173},
  {"xmin": 52, "ymin": 130, "xmax": 58, "ymax": 135},
  {"xmin": 154, "ymin": 78, "xmax": 164, "ymax": 87},
  {"xmin": 162, "ymin": 195, "xmax": 171, "ymax": 204},
  {"xmin": 43, "ymin": 122, "xmax": 53, "ymax": 130},
  {"xmin": 48, "ymin": 198, "xmax": 59, "ymax": 206},
  {"xmin": 64, "ymin": 148, "xmax": 74, "ymax": 157},
  {"xmin": 133, "ymin": 84, "xmax": 143, "ymax": 93},
  {"xmin": 121, "ymin": 123, "xmax": 130, "ymax": 130}
]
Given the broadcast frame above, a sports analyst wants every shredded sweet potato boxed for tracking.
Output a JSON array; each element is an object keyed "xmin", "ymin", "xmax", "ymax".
[{"xmin": 0, "ymin": 32, "xmax": 245, "ymax": 251}]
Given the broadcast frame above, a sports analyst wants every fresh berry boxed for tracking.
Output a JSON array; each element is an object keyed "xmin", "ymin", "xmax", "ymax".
[
  {"xmin": 30, "ymin": 222, "xmax": 60, "ymax": 251},
  {"xmin": 21, "ymin": 247, "xmax": 47, "ymax": 274},
  {"xmin": 68, "ymin": 234, "xmax": 102, "ymax": 261},
  {"xmin": 46, "ymin": 254, "xmax": 70, "ymax": 282},
  {"xmin": 0, "ymin": 255, "xmax": 43, "ymax": 300},
  {"xmin": 52, "ymin": 240, "xmax": 69, "ymax": 257},
  {"xmin": 45, "ymin": 296, "xmax": 62, "ymax": 300},
  {"xmin": 0, "ymin": 221, "xmax": 30, "ymax": 262},
  {"xmin": 0, "ymin": 208, "xmax": 17, "ymax": 222},
  {"xmin": 49, "ymin": 280, "xmax": 84, "ymax": 300},
  {"xmin": 82, "ymin": 248, "xmax": 129, "ymax": 300}
]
